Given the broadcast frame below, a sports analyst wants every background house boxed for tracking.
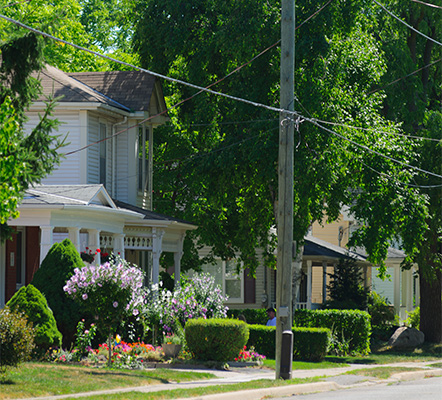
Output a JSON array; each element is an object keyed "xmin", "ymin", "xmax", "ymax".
[{"xmin": 0, "ymin": 65, "xmax": 196, "ymax": 307}]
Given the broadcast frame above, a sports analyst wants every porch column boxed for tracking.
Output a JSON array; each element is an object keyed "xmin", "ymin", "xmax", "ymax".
[
  {"xmin": 68, "ymin": 227, "xmax": 81, "ymax": 252},
  {"xmin": 322, "ymin": 261, "xmax": 327, "ymax": 304},
  {"xmin": 88, "ymin": 229, "xmax": 101, "ymax": 265},
  {"xmin": 113, "ymin": 234, "xmax": 125, "ymax": 259},
  {"xmin": 414, "ymin": 266, "xmax": 420, "ymax": 307},
  {"xmin": 152, "ymin": 228, "xmax": 164, "ymax": 285},
  {"xmin": 393, "ymin": 265, "xmax": 401, "ymax": 316},
  {"xmin": 173, "ymin": 234, "xmax": 185, "ymax": 287},
  {"xmin": 39, "ymin": 225, "xmax": 54, "ymax": 264},
  {"xmin": 306, "ymin": 260, "xmax": 312, "ymax": 309},
  {"xmin": 402, "ymin": 268, "xmax": 413, "ymax": 312}
]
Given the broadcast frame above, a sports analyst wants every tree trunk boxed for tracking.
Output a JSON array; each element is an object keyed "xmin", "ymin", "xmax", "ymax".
[{"xmin": 419, "ymin": 268, "xmax": 442, "ymax": 343}]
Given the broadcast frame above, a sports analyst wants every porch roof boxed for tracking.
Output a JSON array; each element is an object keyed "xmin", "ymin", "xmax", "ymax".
[{"xmin": 303, "ymin": 236, "xmax": 367, "ymax": 262}]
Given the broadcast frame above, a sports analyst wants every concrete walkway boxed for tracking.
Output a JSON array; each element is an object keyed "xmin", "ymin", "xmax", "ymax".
[{"xmin": 14, "ymin": 360, "xmax": 442, "ymax": 400}]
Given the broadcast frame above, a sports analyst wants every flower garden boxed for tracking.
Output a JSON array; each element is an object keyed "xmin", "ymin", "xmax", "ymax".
[{"xmin": 1, "ymin": 240, "xmax": 265, "ymax": 373}]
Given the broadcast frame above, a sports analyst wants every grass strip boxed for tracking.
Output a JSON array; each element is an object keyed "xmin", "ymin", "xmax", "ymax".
[
  {"xmin": 59, "ymin": 376, "xmax": 325, "ymax": 400},
  {"xmin": 344, "ymin": 366, "xmax": 422, "ymax": 379},
  {"xmin": 0, "ymin": 363, "xmax": 215, "ymax": 399}
]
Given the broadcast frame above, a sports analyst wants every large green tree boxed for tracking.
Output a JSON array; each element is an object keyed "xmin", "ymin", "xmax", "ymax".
[
  {"xmin": 361, "ymin": 0, "xmax": 441, "ymax": 343},
  {"xmin": 131, "ymin": 0, "xmax": 426, "ymax": 283},
  {"xmin": 0, "ymin": 32, "xmax": 63, "ymax": 241}
]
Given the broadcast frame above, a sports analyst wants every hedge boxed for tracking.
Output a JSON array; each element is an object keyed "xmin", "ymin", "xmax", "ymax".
[
  {"xmin": 227, "ymin": 309, "xmax": 268, "ymax": 325},
  {"xmin": 294, "ymin": 309, "xmax": 371, "ymax": 355},
  {"xmin": 247, "ymin": 325, "xmax": 330, "ymax": 361},
  {"xmin": 185, "ymin": 318, "xmax": 249, "ymax": 361},
  {"xmin": 293, "ymin": 327, "xmax": 330, "ymax": 361}
]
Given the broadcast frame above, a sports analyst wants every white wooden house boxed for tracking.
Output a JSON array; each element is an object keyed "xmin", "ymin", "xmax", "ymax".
[{"xmin": 0, "ymin": 65, "xmax": 196, "ymax": 307}]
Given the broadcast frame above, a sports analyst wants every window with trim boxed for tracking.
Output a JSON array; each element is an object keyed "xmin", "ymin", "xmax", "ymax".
[
  {"xmin": 196, "ymin": 259, "xmax": 244, "ymax": 303},
  {"xmin": 99, "ymin": 123, "xmax": 107, "ymax": 186},
  {"xmin": 138, "ymin": 126, "xmax": 149, "ymax": 191}
]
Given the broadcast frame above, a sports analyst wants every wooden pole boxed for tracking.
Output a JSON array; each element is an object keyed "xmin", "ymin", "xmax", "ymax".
[{"xmin": 276, "ymin": 0, "xmax": 295, "ymax": 379}]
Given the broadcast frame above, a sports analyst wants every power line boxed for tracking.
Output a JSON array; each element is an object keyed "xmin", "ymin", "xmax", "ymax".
[
  {"xmin": 310, "ymin": 118, "xmax": 441, "ymax": 142},
  {"xmin": 374, "ymin": 0, "xmax": 442, "ymax": 47},
  {"xmin": 369, "ymin": 58, "xmax": 442, "ymax": 95},
  {"xmin": 305, "ymin": 117, "xmax": 442, "ymax": 179},
  {"xmin": 411, "ymin": 0, "xmax": 442, "ymax": 10},
  {"xmin": 2, "ymin": 12, "xmax": 441, "ymax": 181}
]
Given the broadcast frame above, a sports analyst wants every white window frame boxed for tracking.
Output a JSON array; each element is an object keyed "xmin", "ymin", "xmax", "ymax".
[{"xmin": 137, "ymin": 126, "xmax": 149, "ymax": 193}]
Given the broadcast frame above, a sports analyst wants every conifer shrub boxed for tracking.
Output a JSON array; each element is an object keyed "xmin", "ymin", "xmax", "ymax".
[
  {"xmin": 0, "ymin": 306, "xmax": 35, "ymax": 372},
  {"xmin": 185, "ymin": 318, "xmax": 249, "ymax": 361},
  {"xmin": 31, "ymin": 238, "xmax": 86, "ymax": 345},
  {"xmin": 6, "ymin": 284, "xmax": 62, "ymax": 351}
]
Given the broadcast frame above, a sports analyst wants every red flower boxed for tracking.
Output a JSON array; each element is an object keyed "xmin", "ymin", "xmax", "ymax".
[{"xmin": 96, "ymin": 249, "xmax": 101, "ymax": 253}]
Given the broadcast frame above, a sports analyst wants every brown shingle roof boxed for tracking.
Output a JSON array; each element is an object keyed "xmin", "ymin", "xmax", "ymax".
[
  {"xmin": 69, "ymin": 70, "xmax": 156, "ymax": 112},
  {"xmin": 35, "ymin": 66, "xmax": 159, "ymax": 112}
]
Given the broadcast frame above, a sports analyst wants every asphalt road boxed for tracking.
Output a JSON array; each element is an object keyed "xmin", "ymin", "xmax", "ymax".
[{"xmin": 271, "ymin": 376, "xmax": 442, "ymax": 400}]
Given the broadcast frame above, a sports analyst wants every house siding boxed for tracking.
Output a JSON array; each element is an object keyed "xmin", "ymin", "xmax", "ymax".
[
  {"xmin": 115, "ymin": 122, "xmax": 130, "ymax": 203},
  {"xmin": 25, "ymin": 111, "xmax": 83, "ymax": 185},
  {"xmin": 87, "ymin": 115, "xmax": 100, "ymax": 184}
]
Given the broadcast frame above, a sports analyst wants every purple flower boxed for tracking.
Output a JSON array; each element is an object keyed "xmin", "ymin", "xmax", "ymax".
[
  {"xmin": 82, "ymin": 293, "xmax": 88, "ymax": 300},
  {"xmin": 113, "ymin": 301, "xmax": 118, "ymax": 308}
]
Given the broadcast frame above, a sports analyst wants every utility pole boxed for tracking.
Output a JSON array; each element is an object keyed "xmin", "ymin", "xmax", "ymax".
[{"xmin": 275, "ymin": 0, "xmax": 295, "ymax": 380}]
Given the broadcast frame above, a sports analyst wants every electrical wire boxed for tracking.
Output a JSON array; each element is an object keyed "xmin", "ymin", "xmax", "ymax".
[
  {"xmin": 2, "ymin": 11, "xmax": 441, "ymax": 180},
  {"xmin": 310, "ymin": 118, "xmax": 441, "ymax": 142},
  {"xmin": 305, "ymin": 117, "xmax": 442, "ymax": 179},
  {"xmin": 410, "ymin": 0, "xmax": 442, "ymax": 10},
  {"xmin": 369, "ymin": 58, "xmax": 442, "ymax": 95},
  {"xmin": 373, "ymin": 0, "xmax": 442, "ymax": 47}
]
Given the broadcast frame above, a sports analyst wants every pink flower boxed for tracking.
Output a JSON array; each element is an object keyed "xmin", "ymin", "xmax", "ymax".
[
  {"xmin": 82, "ymin": 293, "xmax": 88, "ymax": 300},
  {"xmin": 113, "ymin": 301, "xmax": 118, "ymax": 308}
]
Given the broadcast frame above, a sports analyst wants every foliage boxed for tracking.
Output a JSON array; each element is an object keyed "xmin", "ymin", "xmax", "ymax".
[
  {"xmin": 405, "ymin": 307, "xmax": 420, "ymax": 330},
  {"xmin": 324, "ymin": 258, "xmax": 370, "ymax": 310},
  {"xmin": 185, "ymin": 318, "xmax": 249, "ymax": 362},
  {"xmin": 368, "ymin": 291, "xmax": 397, "ymax": 327},
  {"xmin": 0, "ymin": 33, "xmax": 62, "ymax": 241},
  {"xmin": 64, "ymin": 256, "xmax": 144, "ymax": 337},
  {"xmin": 293, "ymin": 327, "xmax": 330, "ymax": 362},
  {"xmin": 227, "ymin": 308, "xmax": 268, "ymax": 325},
  {"xmin": 0, "ymin": 306, "xmax": 35, "ymax": 372},
  {"xmin": 31, "ymin": 239, "xmax": 86, "ymax": 346},
  {"xmin": 294, "ymin": 308, "xmax": 371, "ymax": 356},
  {"xmin": 246, "ymin": 324, "xmax": 276, "ymax": 359},
  {"xmin": 6, "ymin": 284, "xmax": 62, "ymax": 351},
  {"xmin": 143, "ymin": 272, "xmax": 228, "ymax": 335},
  {"xmin": 73, "ymin": 319, "xmax": 97, "ymax": 360}
]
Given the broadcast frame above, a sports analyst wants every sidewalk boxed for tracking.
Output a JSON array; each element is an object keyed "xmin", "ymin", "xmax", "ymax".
[{"xmin": 14, "ymin": 360, "xmax": 442, "ymax": 400}]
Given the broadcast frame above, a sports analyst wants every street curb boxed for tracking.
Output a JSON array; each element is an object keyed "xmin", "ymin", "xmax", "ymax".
[
  {"xmin": 174, "ymin": 382, "xmax": 342, "ymax": 400},
  {"xmin": 389, "ymin": 368, "xmax": 442, "ymax": 382}
]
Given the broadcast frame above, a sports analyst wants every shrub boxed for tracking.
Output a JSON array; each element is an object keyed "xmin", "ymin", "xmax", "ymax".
[
  {"xmin": 405, "ymin": 307, "xmax": 420, "ymax": 329},
  {"xmin": 368, "ymin": 291, "xmax": 396, "ymax": 327},
  {"xmin": 247, "ymin": 324, "xmax": 276, "ymax": 358},
  {"xmin": 227, "ymin": 309, "xmax": 268, "ymax": 325},
  {"xmin": 293, "ymin": 327, "xmax": 330, "ymax": 361},
  {"xmin": 6, "ymin": 284, "xmax": 62, "ymax": 351},
  {"xmin": 64, "ymin": 256, "xmax": 144, "ymax": 338},
  {"xmin": 143, "ymin": 273, "xmax": 228, "ymax": 336},
  {"xmin": 31, "ymin": 239, "xmax": 86, "ymax": 345},
  {"xmin": 294, "ymin": 308, "xmax": 371, "ymax": 355},
  {"xmin": 0, "ymin": 307, "xmax": 35, "ymax": 372},
  {"xmin": 185, "ymin": 318, "xmax": 249, "ymax": 361}
]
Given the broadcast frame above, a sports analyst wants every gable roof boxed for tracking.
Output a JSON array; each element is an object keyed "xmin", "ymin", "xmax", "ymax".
[
  {"xmin": 68, "ymin": 71, "xmax": 158, "ymax": 112},
  {"xmin": 35, "ymin": 65, "xmax": 162, "ymax": 113},
  {"xmin": 22, "ymin": 184, "xmax": 116, "ymax": 207},
  {"xmin": 304, "ymin": 236, "xmax": 366, "ymax": 262}
]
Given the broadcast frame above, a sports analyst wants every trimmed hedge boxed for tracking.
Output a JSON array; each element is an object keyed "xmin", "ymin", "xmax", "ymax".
[
  {"xmin": 7, "ymin": 284, "xmax": 62, "ymax": 351},
  {"xmin": 247, "ymin": 324, "xmax": 276, "ymax": 358},
  {"xmin": 294, "ymin": 309, "xmax": 371, "ymax": 355},
  {"xmin": 185, "ymin": 318, "xmax": 249, "ymax": 361},
  {"xmin": 227, "ymin": 309, "xmax": 268, "ymax": 325},
  {"xmin": 293, "ymin": 327, "xmax": 330, "ymax": 361}
]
